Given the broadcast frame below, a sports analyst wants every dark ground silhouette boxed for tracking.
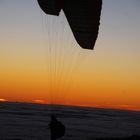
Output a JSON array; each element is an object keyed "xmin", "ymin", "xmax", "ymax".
[
  {"xmin": 0, "ymin": 102, "xmax": 140, "ymax": 140},
  {"xmin": 96, "ymin": 135, "xmax": 140, "ymax": 140}
]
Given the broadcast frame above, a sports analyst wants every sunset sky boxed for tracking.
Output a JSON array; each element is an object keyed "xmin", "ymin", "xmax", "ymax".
[{"xmin": 0, "ymin": 0, "xmax": 140, "ymax": 111}]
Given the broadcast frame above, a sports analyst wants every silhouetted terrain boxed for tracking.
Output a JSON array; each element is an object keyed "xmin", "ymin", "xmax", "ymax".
[
  {"xmin": 96, "ymin": 135, "xmax": 140, "ymax": 140},
  {"xmin": 0, "ymin": 102, "xmax": 140, "ymax": 140}
]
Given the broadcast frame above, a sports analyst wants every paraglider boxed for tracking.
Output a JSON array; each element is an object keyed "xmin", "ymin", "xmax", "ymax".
[
  {"xmin": 37, "ymin": 0, "xmax": 102, "ymax": 139},
  {"xmin": 49, "ymin": 115, "xmax": 65, "ymax": 140},
  {"xmin": 37, "ymin": 0, "xmax": 102, "ymax": 49}
]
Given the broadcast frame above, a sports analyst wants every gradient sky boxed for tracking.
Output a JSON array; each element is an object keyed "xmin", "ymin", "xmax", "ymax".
[{"xmin": 0, "ymin": 0, "xmax": 140, "ymax": 111}]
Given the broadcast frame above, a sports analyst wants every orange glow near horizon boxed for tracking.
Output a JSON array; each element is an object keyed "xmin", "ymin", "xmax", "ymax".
[
  {"xmin": 33, "ymin": 99, "xmax": 47, "ymax": 104},
  {"xmin": 0, "ymin": 98, "xmax": 7, "ymax": 102},
  {"xmin": 1, "ymin": 63, "xmax": 140, "ymax": 111},
  {"xmin": 0, "ymin": 57, "xmax": 140, "ymax": 112}
]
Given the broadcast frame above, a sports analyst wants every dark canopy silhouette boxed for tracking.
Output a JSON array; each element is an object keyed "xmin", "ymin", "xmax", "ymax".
[{"xmin": 37, "ymin": 0, "xmax": 102, "ymax": 49}]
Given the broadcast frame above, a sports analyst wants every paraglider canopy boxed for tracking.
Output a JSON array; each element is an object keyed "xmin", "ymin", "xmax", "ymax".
[{"xmin": 37, "ymin": 0, "xmax": 102, "ymax": 49}]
